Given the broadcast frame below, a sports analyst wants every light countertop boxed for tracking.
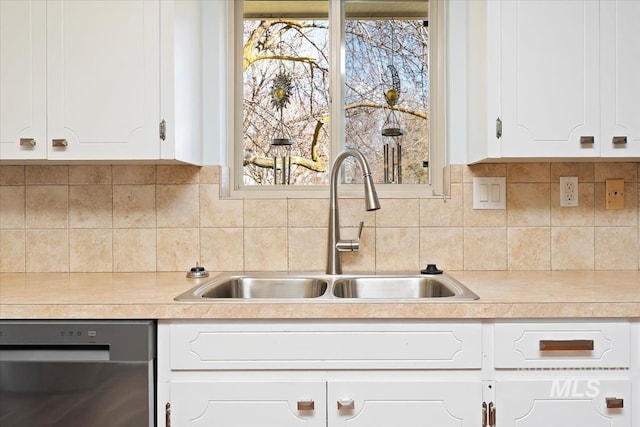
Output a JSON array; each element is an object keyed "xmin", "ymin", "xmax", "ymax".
[{"xmin": 0, "ymin": 271, "xmax": 639, "ymax": 319}]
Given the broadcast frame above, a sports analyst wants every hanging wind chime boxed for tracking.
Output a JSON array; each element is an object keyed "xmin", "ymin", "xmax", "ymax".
[
  {"xmin": 382, "ymin": 64, "xmax": 403, "ymax": 184},
  {"xmin": 270, "ymin": 64, "xmax": 294, "ymax": 184}
]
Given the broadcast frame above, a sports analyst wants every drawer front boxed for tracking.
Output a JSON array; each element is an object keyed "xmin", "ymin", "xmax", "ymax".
[
  {"xmin": 494, "ymin": 321, "xmax": 630, "ymax": 368},
  {"xmin": 168, "ymin": 321, "xmax": 482, "ymax": 370}
]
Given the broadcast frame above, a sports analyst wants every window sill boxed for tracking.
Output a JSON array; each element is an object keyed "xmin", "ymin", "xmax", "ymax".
[{"xmin": 220, "ymin": 167, "xmax": 450, "ymax": 200}]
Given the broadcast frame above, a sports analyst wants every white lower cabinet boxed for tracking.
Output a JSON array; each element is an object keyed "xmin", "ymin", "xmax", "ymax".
[
  {"xmin": 495, "ymin": 379, "xmax": 631, "ymax": 427},
  {"xmin": 159, "ymin": 320, "xmax": 635, "ymax": 427},
  {"xmin": 327, "ymin": 381, "xmax": 480, "ymax": 427},
  {"xmin": 168, "ymin": 380, "xmax": 480, "ymax": 427},
  {"xmin": 491, "ymin": 321, "xmax": 633, "ymax": 427},
  {"xmin": 169, "ymin": 381, "xmax": 326, "ymax": 427},
  {"xmin": 159, "ymin": 320, "xmax": 483, "ymax": 427}
]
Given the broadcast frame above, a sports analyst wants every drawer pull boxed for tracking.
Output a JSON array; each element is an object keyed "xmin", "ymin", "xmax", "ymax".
[
  {"xmin": 297, "ymin": 399, "xmax": 315, "ymax": 411},
  {"xmin": 606, "ymin": 397, "xmax": 623, "ymax": 409},
  {"xmin": 52, "ymin": 138, "xmax": 68, "ymax": 147},
  {"xmin": 539, "ymin": 339, "xmax": 594, "ymax": 351},
  {"xmin": 337, "ymin": 399, "xmax": 355, "ymax": 410},
  {"xmin": 580, "ymin": 136, "xmax": 594, "ymax": 145},
  {"xmin": 612, "ymin": 136, "xmax": 627, "ymax": 145},
  {"xmin": 20, "ymin": 138, "xmax": 36, "ymax": 147}
]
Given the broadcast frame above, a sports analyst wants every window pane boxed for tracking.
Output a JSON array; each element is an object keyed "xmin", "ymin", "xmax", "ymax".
[
  {"xmin": 242, "ymin": 3, "xmax": 330, "ymax": 185},
  {"xmin": 344, "ymin": 3, "xmax": 429, "ymax": 184},
  {"xmin": 241, "ymin": 0, "xmax": 430, "ymax": 187}
]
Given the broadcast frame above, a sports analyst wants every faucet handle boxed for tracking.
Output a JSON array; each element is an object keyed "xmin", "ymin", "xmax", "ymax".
[{"xmin": 336, "ymin": 221, "xmax": 365, "ymax": 252}]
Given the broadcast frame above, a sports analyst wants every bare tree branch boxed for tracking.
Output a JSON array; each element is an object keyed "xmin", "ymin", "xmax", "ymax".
[
  {"xmin": 244, "ymin": 154, "xmax": 326, "ymax": 172},
  {"xmin": 345, "ymin": 102, "xmax": 427, "ymax": 120}
]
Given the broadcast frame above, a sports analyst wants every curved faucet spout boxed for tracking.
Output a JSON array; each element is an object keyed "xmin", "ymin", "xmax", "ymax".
[{"xmin": 327, "ymin": 149, "xmax": 381, "ymax": 274}]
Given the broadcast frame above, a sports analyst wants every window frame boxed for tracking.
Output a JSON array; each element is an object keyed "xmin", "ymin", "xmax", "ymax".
[{"xmin": 224, "ymin": 0, "xmax": 448, "ymax": 199}]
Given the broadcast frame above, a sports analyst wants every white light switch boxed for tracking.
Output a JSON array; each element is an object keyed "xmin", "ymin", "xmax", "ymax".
[
  {"xmin": 473, "ymin": 177, "xmax": 506, "ymax": 209},
  {"xmin": 479, "ymin": 184, "xmax": 489, "ymax": 202},
  {"xmin": 491, "ymin": 184, "xmax": 501, "ymax": 202}
]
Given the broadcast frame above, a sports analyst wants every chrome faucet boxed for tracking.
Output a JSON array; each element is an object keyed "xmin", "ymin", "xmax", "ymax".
[{"xmin": 326, "ymin": 149, "xmax": 381, "ymax": 274}]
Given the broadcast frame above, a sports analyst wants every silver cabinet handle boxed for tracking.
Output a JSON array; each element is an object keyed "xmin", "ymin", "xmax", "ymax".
[
  {"xmin": 20, "ymin": 138, "xmax": 36, "ymax": 147},
  {"xmin": 612, "ymin": 136, "xmax": 627, "ymax": 145},
  {"xmin": 337, "ymin": 399, "xmax": 355, "ymax": 410},
  {"xmin": 606, "ymin": 397, "xmax": 623, "ymax": 409},
  {"xmin": 52, "ymin": 139, "xmax": 68, "ymax": 147},
  {"xmin": 580, "ymin": 136, "xmax": 595, "ymax": 145},
  {"xmin": 539, "ymin": 339, "xmax": 594, "ymax": 351},
  {"xmin": 297, "ymin": 400, "xmax": 315, "ymax": 411}
]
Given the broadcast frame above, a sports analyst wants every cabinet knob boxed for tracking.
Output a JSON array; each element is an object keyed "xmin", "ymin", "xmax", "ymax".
[
  {"xmin": 297, "ymin": 399, "xmax": 315, "ymax": 411},
  {"xmin": 337, "ymin": 399, "xmax": 355, "ymax": 410},
  {"xmin": 606, "ymin": 397, "xmax": 623, "ymax": 409},
  {"xmin": 580, "ymin": 136, "xmax": 595, "ymax": 145},
  {"xmin": 20, "ymin": 138, "xmax": 36, "ymax": 147},
  {"xmin": 612, "ymin": 136, "xmax": 627, "ymax": 145},
  {"xmin": 52, "ymin": 139, "xmax": 68, "ymax": 147}
]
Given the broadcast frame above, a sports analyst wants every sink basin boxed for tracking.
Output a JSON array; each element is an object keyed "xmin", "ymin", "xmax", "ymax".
[
  {"xmin": 174, "ymin": 275, "xmax": 329, "ymax": 300},
  {"xmin": 332, "ymin": 275, "xmax": 479, "ymax": 300},
  {"xmin": 175, "ymin": 273, "xmax": 479, "ymax": 301}
]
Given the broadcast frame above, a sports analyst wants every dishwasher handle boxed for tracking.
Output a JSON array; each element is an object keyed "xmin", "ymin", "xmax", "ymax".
[{"xmin": 0, "ymin": 344, "xmax": 110, "ymax": 362}]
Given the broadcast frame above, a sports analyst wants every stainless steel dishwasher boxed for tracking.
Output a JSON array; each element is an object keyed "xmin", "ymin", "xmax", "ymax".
[{"xmin": 0, "ymin": 320, "xmax": 156, "ymax": 427}]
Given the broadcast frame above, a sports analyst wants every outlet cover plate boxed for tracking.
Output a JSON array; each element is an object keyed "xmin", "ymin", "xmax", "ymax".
[
  {"xmin": 605, "ymin": 179, "xmax": 625, "ymax": 210},
  {"xmin": 560, "ymin": 176, "xmax": 579, "ymax": 207},
  {"xmin": 473, "ymin": 177, "xmax": 506, "ymax": 210}
]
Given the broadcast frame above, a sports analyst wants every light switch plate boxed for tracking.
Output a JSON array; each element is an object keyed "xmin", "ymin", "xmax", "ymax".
[{"xmin": 473, "ymin": 177, "xmax": 506, "ymax": 209}]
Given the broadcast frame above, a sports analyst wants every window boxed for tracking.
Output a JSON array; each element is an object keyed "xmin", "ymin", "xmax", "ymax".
[{"xmin": 228, "ymin": 0, "xmax": 447, "ymax": 196}]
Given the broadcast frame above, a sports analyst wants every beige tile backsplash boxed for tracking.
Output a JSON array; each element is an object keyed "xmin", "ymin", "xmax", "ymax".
[{"xmin": 0, "ymin": 163, "xmax": 638, "ymax": 273}]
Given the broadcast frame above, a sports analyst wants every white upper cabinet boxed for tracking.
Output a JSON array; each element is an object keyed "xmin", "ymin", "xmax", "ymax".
[
  {"xmin": 0, "ymin": 1, "xmax": 47, "ymax": 159},
  {"xmin": 470, "ymin": 0, "xmax": 640, "ymax": 162},
  {"xmin": 499, "ymin": 0, "xmax": 600, "ymax": 158},
  {"xmin": 0, "ymin": 0, "xmax": 201, "ymax": 164},
  {"xmin": 600, "ymin": 0, "xmax": 640, "ymax": 157},
  {"xmin": 46, "ymin": 0, "xmax": 160, "ymax": 161}
]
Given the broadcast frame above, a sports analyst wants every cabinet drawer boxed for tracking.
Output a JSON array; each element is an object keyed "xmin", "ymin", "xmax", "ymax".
[
  {"xmin": 168, "ymin": 321, "xmax": 482, "ymax": 370},
  {"xmin": 494, "ymin": 321, "xmax": 630, "ymax": 368}
]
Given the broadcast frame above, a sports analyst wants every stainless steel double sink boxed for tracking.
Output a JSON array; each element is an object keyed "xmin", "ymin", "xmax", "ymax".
[{"xmin": 174, "ymin": 272, "xmax": 479, "ymax": 301}]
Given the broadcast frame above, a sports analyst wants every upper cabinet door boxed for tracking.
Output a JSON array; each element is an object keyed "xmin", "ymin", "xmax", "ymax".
[
  {"xmin": 0, "ymin": 0, "xmax": 47, "ymax": 160},
  {"xmin": 46, "ymin": 0, "xmax": 160, "ymax": 160},
  {"xmin": 499, "ymin": 0, "xmax": 600, "ymax": 158},
  {"xmin": 600, "ymin": 0, "xmax": 640, "ymax": 157}
]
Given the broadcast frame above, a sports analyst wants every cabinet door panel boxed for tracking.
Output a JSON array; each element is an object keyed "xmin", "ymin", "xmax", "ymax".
[
  {"xmin": 500, "ymin": 0, "xmax": 599, "ymax": 157},
  {"xmin": 0, "ymin": 0, "xmax": 46, "ymax": 159},
  {"xmin": 171, "ymin": 381, "xmax": 325, "ymax": 427},
  {"xmin": 328, "ymin": 381, "xmax": 480, "ymax": 427},
  {"xmin": 497, "ymin": 380, "xmax": 630, "ymax": 427},
  {"xmin": 601, "ymin": 0, "xmax": 640, "ymax": 157},
  {"xmin": 46, "ymin": 0, "xmax": 160, "ymax": 160}
]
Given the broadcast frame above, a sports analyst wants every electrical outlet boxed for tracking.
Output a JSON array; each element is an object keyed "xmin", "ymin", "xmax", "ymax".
[
  {"xmin": 559, "ymin": 177, "xmax": 578, "ymax": 207},
  {"xmin": 605, "ymin": 179, "xmax": 625, "ymax": 210}
]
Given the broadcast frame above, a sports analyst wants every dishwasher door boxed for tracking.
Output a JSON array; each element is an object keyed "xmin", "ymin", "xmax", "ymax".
[{"xmin": 0, "ymin": 320, "xmax": 155, "ymax": 427}]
